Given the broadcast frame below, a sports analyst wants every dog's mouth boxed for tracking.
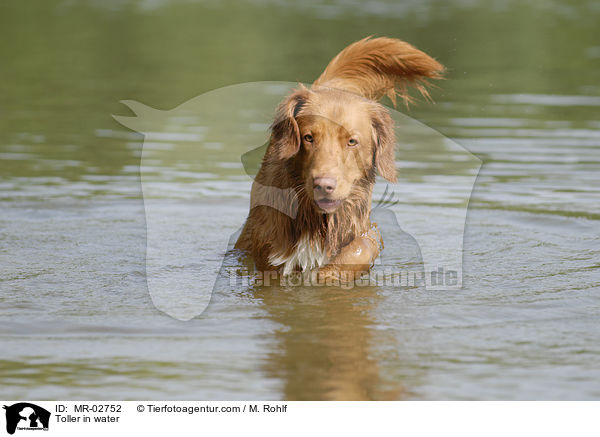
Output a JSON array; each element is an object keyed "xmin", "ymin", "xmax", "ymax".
[{"xmin": 314, "ymin": 198, "xmax": 342, "ymax": 213}]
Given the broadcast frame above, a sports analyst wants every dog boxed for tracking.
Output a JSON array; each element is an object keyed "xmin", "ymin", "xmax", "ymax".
[{"xmin": 235, "ymin": 37, "xmax": 444, "ymax": 283}]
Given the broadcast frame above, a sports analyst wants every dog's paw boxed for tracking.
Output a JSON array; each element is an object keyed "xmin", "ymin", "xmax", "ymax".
[{"xmin": 313, "ymin": 264, "xmax": 367, "ymax": 286}]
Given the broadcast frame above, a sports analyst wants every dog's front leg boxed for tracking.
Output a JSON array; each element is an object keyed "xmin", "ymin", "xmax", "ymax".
[{"xmin": 314, "ymin": 223, "xmax": 382, "ymax": 284}]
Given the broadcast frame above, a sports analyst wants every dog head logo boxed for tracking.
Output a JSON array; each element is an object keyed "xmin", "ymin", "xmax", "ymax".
[
  {"xmin": 3, "ymin": 403, "xmax": 50, "ymax": 435},
  {"xmin": 114, "ymin": 81, "xmax": 480, "ymax": 320}
]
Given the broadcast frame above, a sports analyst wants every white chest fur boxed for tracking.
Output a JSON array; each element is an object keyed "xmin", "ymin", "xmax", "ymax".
[{"xmin": 268, "ymin": 234, "xmax": 329, "ymax": 276}]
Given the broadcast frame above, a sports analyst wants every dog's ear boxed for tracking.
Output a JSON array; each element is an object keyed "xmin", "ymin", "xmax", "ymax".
[
  {"xmin": 270, "ymin": 87, "xmax": 308, "ymax": 160},
  {"xmin": 371, "ymin": 105, "xmax": 397, "ymax": 183},
  {"xmin": 314, "ymin": 36, "xmax": 444, "ymax": 106}
]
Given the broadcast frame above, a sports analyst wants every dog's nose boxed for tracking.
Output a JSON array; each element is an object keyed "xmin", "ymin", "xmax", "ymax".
[{"xmin": 313, "ymin": 177, "xmax": 337, "ymax": 194}]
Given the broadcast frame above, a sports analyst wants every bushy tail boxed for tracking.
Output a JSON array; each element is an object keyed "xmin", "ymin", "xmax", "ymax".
[{"xmin": 313, "ymin": 36, "xmax": 445, "ymax": 105}]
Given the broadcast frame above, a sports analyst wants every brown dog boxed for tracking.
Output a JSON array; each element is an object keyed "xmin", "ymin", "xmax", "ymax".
[{"xmin": 235, "ymin": 37, "xmax": 444, "ymax": 283}]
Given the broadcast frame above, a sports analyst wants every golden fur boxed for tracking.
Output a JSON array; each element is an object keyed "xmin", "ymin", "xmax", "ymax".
[{"xmin": 235, "ymin": 37, "xmax": 444, "ymax": 278}]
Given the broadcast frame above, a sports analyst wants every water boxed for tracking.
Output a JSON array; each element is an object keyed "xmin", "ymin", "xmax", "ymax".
[{"xmin": 1, "ymin": 0, "xmax": 599, "ymax": 400}]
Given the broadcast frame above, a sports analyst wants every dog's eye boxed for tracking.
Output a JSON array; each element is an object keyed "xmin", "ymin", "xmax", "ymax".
[
  {"xmin": 303, "ymin": 134, "xmax": 314, "ymax": 143},
  {"xmin": 347, "ymin": 138, "xmax": 359, "ymax": 147}
]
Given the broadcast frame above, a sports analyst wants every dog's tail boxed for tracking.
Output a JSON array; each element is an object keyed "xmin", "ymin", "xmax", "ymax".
[{"xmin": 313, "ymin": 36, "xmax": 444, "ymax": 106}]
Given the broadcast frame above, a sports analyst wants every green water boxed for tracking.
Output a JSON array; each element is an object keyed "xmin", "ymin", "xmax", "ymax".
[{"xmin": 1, "ymin": 0, "xmax": 599, "ymax": 400}]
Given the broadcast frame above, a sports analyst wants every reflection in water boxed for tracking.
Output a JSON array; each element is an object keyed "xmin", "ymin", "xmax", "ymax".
[{"xmin": 255, "ymin": 285, "xmax": 402, "ymax": 400}]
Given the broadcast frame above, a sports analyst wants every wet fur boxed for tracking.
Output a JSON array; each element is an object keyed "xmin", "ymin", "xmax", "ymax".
[{"xmin": 235, "ymin": 37, "xmax": 444, "ymax": 274}]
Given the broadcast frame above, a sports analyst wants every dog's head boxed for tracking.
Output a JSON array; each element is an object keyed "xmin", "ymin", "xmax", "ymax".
[
  {"xmin": 269, "ymin": 37, "xmax": 444, "ymax": 214},
  {"xmin": 272, "ymin": 86, "xmax": 395, "ymax": 213}
]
